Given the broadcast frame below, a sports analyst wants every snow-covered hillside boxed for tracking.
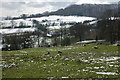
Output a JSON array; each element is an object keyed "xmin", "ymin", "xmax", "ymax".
[
  {"xmin": 0, "ymin": 15, "xmax": 96, "ymax": 34},
  {"xmin": 0, "ymin": 15, "xmax": 96, "ymax": 27},
  {"xmin": 0, "ymin": 19, "xmax": 32, "ymax": 28},
  {"xmin": 30, "ymin": 15, "xmax": 95, "ymax": 22}
]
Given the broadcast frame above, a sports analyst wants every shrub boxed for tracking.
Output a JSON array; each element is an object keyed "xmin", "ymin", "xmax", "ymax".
[{"xmin": 61, "ymin": 37, "xmax": 71, "ymax": 46}]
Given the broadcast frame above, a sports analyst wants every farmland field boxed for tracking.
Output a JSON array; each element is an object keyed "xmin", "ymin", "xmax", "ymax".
[{"xmin": 1, "ymin": 43, "xmax": 120, "ymax": 78}]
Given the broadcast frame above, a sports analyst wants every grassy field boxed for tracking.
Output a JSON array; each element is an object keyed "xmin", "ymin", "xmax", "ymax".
[{"xmin": 1, "ymin": 43, "xmax": 120, "ymax": 78}]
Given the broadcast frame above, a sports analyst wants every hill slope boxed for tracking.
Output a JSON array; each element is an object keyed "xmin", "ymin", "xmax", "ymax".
[{"xmin": 49, "ymin": 4, "xmax": 118, "ymax": 17}]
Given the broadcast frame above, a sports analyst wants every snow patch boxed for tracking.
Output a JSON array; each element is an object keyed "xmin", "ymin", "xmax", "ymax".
[
  {"xmin": 61, "ymin": 77, "xmax": 69, "ymax": 78},
  {"xmin": 96, "ymin": 72, "xmax": 118, "ymax": 75},
  {"xmin": 99, "ymin": 57, "xmax": 120, "ymax": 61},
  {"xmin": 0, "ymin": 28, "xmax": 36, "ymax": 34}
]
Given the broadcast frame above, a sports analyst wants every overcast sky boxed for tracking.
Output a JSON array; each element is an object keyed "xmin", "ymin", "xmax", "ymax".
[{"xmin": 0, "ymin": 0, "xmax": 119, "ymax": 17}]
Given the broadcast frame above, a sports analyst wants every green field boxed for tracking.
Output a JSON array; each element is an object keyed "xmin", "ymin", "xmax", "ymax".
[{"xmin": 1, "ymin": 43, "xmax": 120, "ymax": 78}]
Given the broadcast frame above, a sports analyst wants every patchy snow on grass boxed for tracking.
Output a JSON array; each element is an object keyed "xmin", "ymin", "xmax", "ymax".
[
  {"xmin": 76, "ymin": 40, "xmax": 100, "ymax": 43},
  {"xmin": 20, "ymin": 51, "xmax": 28, "ymax": 53},
  {"xmin": 94, "ymin": 67, "xmax": 100, "ymax": 69},
  {"xmin": 96, "ymin": 72, "xmax": 118, "ymax": 75},
  {"xmin": 0, "ymin": 64, "xmax": 3, "ymax": 67},
  {"xmin": 82, "ymin": 69, "xmax": 89, "ymax": 71},
  {"xmin": 99, "ymin": 57, "xmax": 120, "ymax": 61},
  {"xmin": 61, "ymin": 77, "xmax": 69, "ymax": 78}
]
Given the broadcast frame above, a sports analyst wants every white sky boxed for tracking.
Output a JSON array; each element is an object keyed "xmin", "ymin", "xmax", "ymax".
[{"xmin": 0, "ymin": 0, "xmax": 119, "ymax": 17}]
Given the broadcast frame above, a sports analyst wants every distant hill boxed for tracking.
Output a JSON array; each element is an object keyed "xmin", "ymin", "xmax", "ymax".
[
  {"xmin": 6, "ymin": 3, "xmax": 119, "ymax": 20},
  {"xmin": 49, "ymin": 4, "xmax": 118, "ymax": 18}
]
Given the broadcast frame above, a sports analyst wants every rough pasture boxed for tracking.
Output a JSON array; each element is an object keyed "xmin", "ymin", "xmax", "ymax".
[{"xmin": 1, "ymin": 43, "xmax": 120, "ymax": 78}]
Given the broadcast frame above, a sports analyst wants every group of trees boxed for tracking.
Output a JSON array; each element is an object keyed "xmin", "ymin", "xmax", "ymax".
[
  {"xmin": 2, "ymin": 32, "xmax": 33, "ymax": 50},
  {"xmin": 2, "ymin": 19, "xmax": 48, "ymax": 50},
  {"xmin": 70, "ymin": 23, "xmax": 92, "ymax": 41},
  {"xmin": 97, "ymin": 19, "xmax": 119, "ymax": 43},
  {"xmin": 69, "ymin": 18, "xmax": 119, "ymax": 44}
]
